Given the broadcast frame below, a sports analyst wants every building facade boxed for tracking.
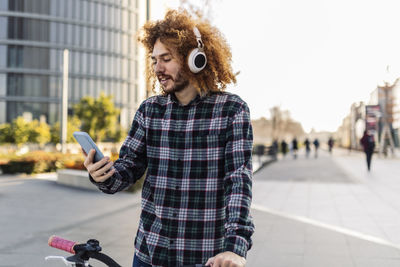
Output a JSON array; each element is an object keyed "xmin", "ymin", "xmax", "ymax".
[{"xmin": 0, "ymin": 0, "xmax": 147, "ymax": 129}]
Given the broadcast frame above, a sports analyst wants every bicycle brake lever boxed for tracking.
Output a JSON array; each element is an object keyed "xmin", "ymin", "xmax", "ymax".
[{"xmin": 45, "ymin": 256, "xmax": 76, "ymax": 266}]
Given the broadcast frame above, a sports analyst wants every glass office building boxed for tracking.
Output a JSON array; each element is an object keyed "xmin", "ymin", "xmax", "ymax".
[{"xmin": 0, "ymin": 0, "xmax": 146, "ymax": 128}]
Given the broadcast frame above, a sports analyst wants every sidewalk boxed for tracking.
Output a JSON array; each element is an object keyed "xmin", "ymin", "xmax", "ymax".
[{"xmin": 249, "ymin": 148, "xmax": 400, "ymax": 266}]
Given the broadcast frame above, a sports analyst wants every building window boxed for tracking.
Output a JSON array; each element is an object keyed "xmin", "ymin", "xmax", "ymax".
[
  {"xmin": 74, "ymin": 25, "xmax": 80, "ymax": 47},
  {"xmin": 0, "ymin": 45, "xmax": 6, "ymax": 68},
  {"xmin": 50, "ymin": 22, "xmax": 57, "ymax": 43},
  {"xmin": 49, "ymin": 76, "xmax": 59, "ymax": 98},
  {"xmin": 7, "ymin": 74, "xmax": 49, "ymax": 98},
  {"xmin": 50, "ymin": 0, "xmax": 57, "ymax": 16},
  {"xmin": 89, "ymin": 1, "xmax": 96, "ymax": 23},
  {"xmin": 58, "ymin": 0, "xmax": 65, "ymax": 17},
  {"xmin": 90, "ymin": 53, "xmax": 95, "ymax": 75},
  {"xmin": 7, "ymin": 45, "xmax": 49, "ymax": 69},
  {"xmin": 0, "ymin": 0, "xmax": 8, "ymax": 10},
  {"xmin": 82, "ymin": 26, "xmax": 87, "ymax": 47},
  {"xmin": 0, "ymin": 73, "xmax": 6, "ymax": 96},
  {"xmin": 58, "ymin": 23, "xmax": 65, "ymax": 43},
  {"xmin": 122, "ymin": 82, "xmax": 128, "ymax": 105},
  {"xmin": 48, "ymin": 103, "xmax": 59, "ymax": 124},
  {"xmin": 66, "ymin": 0, "xmax": 73, "ymax": 19},
  {"xmin": 0, "ymin": 17, "xmax": 7, "ymax": 39},
  {"xmin": 67, "ymin": 23, "xmax": 73, "ymax": 45},
  {"xmin": 81, "ymin": 78, "xmax": 87, "ymax": 97},
  {"xmin": 69, "ymin": 78, "xmax": 74, "ymax": 101},
  {"xmin": 0, "ymin": 101, "xmax": 5, "ymax": 124},
  {"xmin": 90, "ymin": 27, "xmax": 95, "ymax": 49},
  {"xmin": 102, "ymin": 4, "xmax": 107, "ymax": 26},
  {"xmin": 81, "ymin": 0, "xmax": 87, "ymax": 21}
]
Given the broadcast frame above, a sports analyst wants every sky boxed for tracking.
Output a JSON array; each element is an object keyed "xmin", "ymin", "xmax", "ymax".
[{"xmin": 150, "ymin": 0, "xmax": 400, "ymax": 132}]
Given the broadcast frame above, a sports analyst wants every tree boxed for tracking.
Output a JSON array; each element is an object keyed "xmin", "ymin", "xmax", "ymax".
[
  {"xmin": 50, "ymin": 116, "xmax": 82, "ymax": 144},
  {"xmin": 269, "ymin": 106, "xmax": 304, "ymax": 139},
  {"xmin": 0, "ymin": 123, "xmax": 13, "ymax": 144},
  {"xmin": 29, "ymin": 120, "xmax": 51, "ymax": 146},
  {"xmin": 179, "ymin": 0, "xmax": 217, "ymax": 20},
  {"xmin": 105, "ymin": 124, "xmax": 127, "ymax": 143},
  {"xmin": 74, "ymin": 92, "xmax": 120, "ymax": 142},
  {"xmin": 11, "ymin": 117, "xmax": 32, "ymax": 146}
]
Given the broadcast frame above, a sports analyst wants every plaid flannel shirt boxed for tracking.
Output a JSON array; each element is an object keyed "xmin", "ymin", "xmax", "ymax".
[{"xmin": 92, "ymin": 92, "xmax": 254, "ymax": 266}]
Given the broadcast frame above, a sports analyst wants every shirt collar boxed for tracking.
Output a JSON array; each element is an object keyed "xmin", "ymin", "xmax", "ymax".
[{"xmin": 168, "ymin": 93, "xmax": 204, "ymax": 107}]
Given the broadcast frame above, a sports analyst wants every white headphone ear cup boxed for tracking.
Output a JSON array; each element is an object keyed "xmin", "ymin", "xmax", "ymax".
[{"xmin": 188, "ymin": 48, "xmax": 207, "ymax": 73}]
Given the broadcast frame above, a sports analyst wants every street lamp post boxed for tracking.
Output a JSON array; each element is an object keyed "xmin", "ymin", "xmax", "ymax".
[{"xmin": 61, "ymin": 49, "xmax": 69, "ymax": 154}]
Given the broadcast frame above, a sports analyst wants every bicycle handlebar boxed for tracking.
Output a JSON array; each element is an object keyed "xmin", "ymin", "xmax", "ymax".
[
  {"xmin": 48, "ymin": 235, "xmax": 121, "ymax": 267},
  {"xmin": 48, "ymin": 235, "xmax": 76, "ymax": 254},
  {"xmin": 48, "ymin": 236, "xmax": 206, "ymax": 267}
]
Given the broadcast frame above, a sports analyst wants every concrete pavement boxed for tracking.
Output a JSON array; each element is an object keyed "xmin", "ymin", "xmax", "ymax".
[
  {"xmin": 2, "ymin": 148, "xmax": 400, "ymax": 266},
  {"xmin": 250, "ymin": 148, "xmax": 400, "ymax": 266}
]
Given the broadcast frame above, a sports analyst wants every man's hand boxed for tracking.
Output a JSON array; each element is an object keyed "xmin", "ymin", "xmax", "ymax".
[
  {"xmin": 205, "ymin": 251, "xmax": 246, "ymax": 267},
  {"xmin": 83, "ymin": 149, "xmax": 115, "ymax": 183}
]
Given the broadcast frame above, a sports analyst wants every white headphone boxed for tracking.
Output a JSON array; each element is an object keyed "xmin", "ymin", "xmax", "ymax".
[{"xmin": 187, "ymin": 26, "xmax": 207, "ymax": 73}]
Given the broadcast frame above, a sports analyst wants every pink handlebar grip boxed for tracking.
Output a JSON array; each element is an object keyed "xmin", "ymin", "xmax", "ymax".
[{"xmin": 48, "ymin": 235, "xmax": 76, "ymax": 254}]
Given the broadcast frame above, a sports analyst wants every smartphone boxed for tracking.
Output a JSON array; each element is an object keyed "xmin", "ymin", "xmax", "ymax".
[{"xmin": 73, "ymin": 131, "xmax": 104, "ymax": 163}]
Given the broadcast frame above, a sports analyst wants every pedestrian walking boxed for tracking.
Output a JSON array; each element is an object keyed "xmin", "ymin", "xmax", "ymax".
[
  {"xmin": 304, "ymin": 138, "xmax": 311, "ymax": 158},
  {"xmin": 272, "ymin": 139, "xmax": 279, "ymax": 160},
  {"xmin": 291, "ymin": 137, "xmax": 298, "ymax": 159},
  {"xmin": 281, "ymin": 140, "xmax": 288, "ymax": 157},
  {"xmin": 313, "ymin": 138, "xmax": 320, "ymax": 158},
  {"xmin": 360, "ymin": 130, "xmax": 375, "ymax": 171},
  {"xmin": 82, "ymin": 9, "xmax": 253, "ymax": 267},
  {"xmin": 328, "ymin": 137, "xmax": 334, "ymax": 154}
]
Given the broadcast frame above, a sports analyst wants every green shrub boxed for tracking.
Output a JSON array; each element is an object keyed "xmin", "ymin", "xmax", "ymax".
[
  {"xmin": 50, "ymin": 116, "xmax": 82, "ymax": 144},
  {"xmin": 29, "ymin": 120, "xmax": 51, "ymax": 145},
  {"xmin": 0, "ymin": 151, "xmax": 76, "ymax": 174},
  {"xmin": 11, "ymin": 117, "xmax": 31, "ymax": 146},
  {"xmin": 0, "ymin": 123, "xmax": 14, "ymax": 144}
]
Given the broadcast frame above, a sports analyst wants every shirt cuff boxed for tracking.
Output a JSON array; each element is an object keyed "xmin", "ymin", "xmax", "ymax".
[
  {"xmin": 224, "ymin": 235, "xmax": 249, "ymax": 258},
  {"xmin": 89, "ymin": 174, "xmax": 114, "ymax": 189}
]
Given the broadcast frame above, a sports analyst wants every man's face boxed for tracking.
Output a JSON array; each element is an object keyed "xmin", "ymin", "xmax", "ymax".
[{"xmin": 151, "ymin": 39, "xmax": 189, "ymax": 94}]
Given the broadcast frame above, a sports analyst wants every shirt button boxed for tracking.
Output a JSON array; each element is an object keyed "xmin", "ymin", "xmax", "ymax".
[
  {"xmin": 178, "ymin": 132, "xmax": 184, "ymax": 138},
  {"xmin": 173, "ymin": 213, "xmax": 178, "ymax": 217},
  {"xmin": 170, "ymin": 240, "xmax": 174, "ymax": 244},
  {"xmin": 175, "ymin": 186, "xmax": 180, "ymax": 190}
]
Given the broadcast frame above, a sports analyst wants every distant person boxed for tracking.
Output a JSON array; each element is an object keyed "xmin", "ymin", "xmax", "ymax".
[
  {"xmin": 328, "ymin": 137, "xmax": 334, "ymax": 154},
  {"xmin": 291, "ymin": 137, "xmax": 298, "ymax": 159},
  {"xmin": 313, "ymin": 138, "xmax": 320, "ymax": 158},
  {"xmin": 360, "ymin": 130, "xmax": 375, "ymax": 171},
  {"xmin": 281, "ymin": 140, "xmax": 288, "ymax": 157},
  {"xmin": 255, "ymin": 144, "xmax": 266, "ymax": 165},
  {"xmin": 304, "ymin": 138, "xmax": 311, "ymax": 158},
  {"xmin": 272, "ymin": 139, "xmax": 279, "ymax": 160}
]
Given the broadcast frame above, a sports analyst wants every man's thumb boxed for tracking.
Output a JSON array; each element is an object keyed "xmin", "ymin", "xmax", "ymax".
[{"xmin": 205, "ymin": 256, "xmax": 214, "ymax": 266}]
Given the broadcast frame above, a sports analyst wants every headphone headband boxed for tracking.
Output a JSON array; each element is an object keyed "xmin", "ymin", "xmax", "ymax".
[
  {"xmin": 193, "ymin": 26, "xmax": 204, "ymax": 49},
  {"xmin": 188, "ymin": 26, "xmax": 207, "ymax": 73}
]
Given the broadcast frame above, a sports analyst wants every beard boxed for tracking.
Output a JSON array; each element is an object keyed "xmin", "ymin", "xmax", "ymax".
[{"xmin": 162, "ymin": 71, "xmax": 189, "ymax": 94}]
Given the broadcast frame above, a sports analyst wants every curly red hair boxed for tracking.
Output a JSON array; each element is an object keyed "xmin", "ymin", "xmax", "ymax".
[{"xmin": 138, "ymin": 9, "xmax": 237, "ymax": 95}]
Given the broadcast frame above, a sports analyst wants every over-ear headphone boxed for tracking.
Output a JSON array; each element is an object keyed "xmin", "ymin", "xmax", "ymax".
[{"xmin": 187, "ymin": 26, "xmax": 207, "ymax": 73}]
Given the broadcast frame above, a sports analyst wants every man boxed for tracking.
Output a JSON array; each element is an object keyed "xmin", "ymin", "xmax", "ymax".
[
  {"xmin": 304, "ymin": 138, "xmax": 311, "ymax": 158},
  {"xmin": 360, "ymin": 130, "xmax": 375, "ymax": 171},
  {"xmin": 291, "ymin": 137, "xmax": 298, "ymax": 159},
  {"xmin": 83, "ymin": 9, "xmax": 254, "ymax": 267},
  {"xmin": 313, "ymin": 138, "xmax": 320, "ymax": 158},
  {"xmin": 328, "ymin": 137, "xmax": 334, "ymax": 154}
]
